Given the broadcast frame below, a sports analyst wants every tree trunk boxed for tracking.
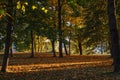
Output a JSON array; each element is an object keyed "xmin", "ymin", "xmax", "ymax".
[
  {"xmin": 108, "ymin": 40, "xmax": 113, "ymax": 57},
  {"xmin": 51, "ymin": 40, "xmax": 56, "ymax": 57},
  {"xmin": 1, "ymin": 24, "xmax": 12, "ymax": 72},
  {"xmin": 30, "ymin": 30, "xmax": 34, "ymax": 58},
  {"xmin": 9, "ymin": 41, "xmax": 13, "ymax": 57},
  {"xmin": 1, "ymin": 0, "xmax": 13, "ymax": 72},
  {"xmin": 58, "ymin": 0, "xmax": 63, "ymax": 58},
  {"xmin": 34, "ymin": 34, "xmax": 36, "ymax": 53},
  {"xmin": 64, "ymin": 43, "xmax": 68, "ymax": 55},
  {"xmin": 9, "ymin": 48, "xmax": 13, "ymax": 57},
  {"xmin": 78, "ymin": 41, "xmax": 82, "ymax": 55},
  {"xmin": 108, "ymin": 0, "xmax": 120, "ymax": 72},
  {"xmin": 100, "ymin": 41, "xmax": 103, "ymax": 54},
  {"xmin": 38, "ymin": 36, "xmax": 40, "ymax": 53},
  {"xmin": 69, "ymin": 32, "xmax": 71, "ymax": 55}
]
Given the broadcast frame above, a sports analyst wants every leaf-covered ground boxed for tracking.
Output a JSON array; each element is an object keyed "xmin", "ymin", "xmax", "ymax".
[{"xmin": 0, "ymin": 53, "xmax": 119, "ymax": 80}]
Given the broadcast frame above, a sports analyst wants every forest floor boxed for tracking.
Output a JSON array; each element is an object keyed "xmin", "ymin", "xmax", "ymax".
[{"xmin": 0, "ymin": 53, "xmax": 120, "ymax": 80}]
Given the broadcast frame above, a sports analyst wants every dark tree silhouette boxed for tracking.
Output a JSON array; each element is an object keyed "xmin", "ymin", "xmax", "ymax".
[
  {"xmin": 64, "ymin": 43, "xmax": 68, "ymax": 55},
  {"xmin": 1, "ymin": 0, "xmax": 13, "ymax": 72},
  {"xmin": 78, "ymin": 40, "xmax": 82, "ymax": 55},
  {"xmin": 107, "ymin": 0, "xmax": 120, "ymax": 72},
  {"xmin": 51, "ymin": 39, "xmax": 56, "ymax": 57},
  {"xmin": 58, "ymin": 0, "xmax": 63, "ymax": 57},
  {"xmin": 30, "ymin": 30, "xmax": 34, "ymax": 58}
]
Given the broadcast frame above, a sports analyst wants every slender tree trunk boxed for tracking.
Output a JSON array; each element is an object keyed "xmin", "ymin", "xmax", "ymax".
[
  {"xmin": 51, "ymin": 40, "xmax": 56, "ymax": 57},
  {"xmin": 38, "ymin": 36, "xmax": 40, "ymax": 53},
  {"xmin": 69, "ymin": 32, "xmax": 71, "ymax": 55},
  {"xmin": 0, "ymin": 41, "xmax": 1, "ymax": 51},
  {"xmin": 100, "ymin": 41, "xmax": 103, "ymax": 54},
  {"xmin": 34, "ymin": 33, "xmax": 36, "ymax": 53},
  {"xmin": 9, "ymin": 41, "xmax": 13, "ymax": 57},
  {"xmin": 1, "ymin": 0, "xmax": 13, "ymax": 72},
  {"xmin": 30, "ymin": 30, "xmax": 34, "ymax": 58},
  {"xmin": 108, "ymin": 0, "xmax": 120, "ymax": 72},
  {"xmin": 64, "ymin": 43, "xmax": 68, "ymax": 55},
  {"xmin": 58, "ymin": 0, "xmax": 63, "ymax": 57},
  {"xmin": 9, "ymin": 47, "xmax": 13, "ymax": 57},
  {"xmin": 78, "ymin": 41, "xmax": 82, "ymax": 55}
]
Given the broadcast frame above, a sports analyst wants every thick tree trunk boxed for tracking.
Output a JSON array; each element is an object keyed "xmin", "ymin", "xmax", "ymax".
[
  {"xmin": 58, "ymin": 0, "xmax": 63, "ymax": 58},
  {"xmin": 108, "ymin": 0, "xmax": 120, "ymax": 72},
  {"xmin": 1, "ymin": 24, "xmax": 12, "ymax": 72},
  {"xmin": 1, "ymin": 0, "xmax": 13, "ymax": 72},
  {"xmin": 64, "ymin": 43, "xmax": 68, "ymax": 55},
  {"xmin": 108, "ymin": 40, "xmax": 113, "ymax": 57},
  {"xmin": 51, "ymin": 40, "xmax": 56, "ymax": 57},
  {"xmin": 30, "ymin": 30, "xmax": 34, "ymax": 58},
  {"xmin": 78, "ymin": 41, "xmax": 82, "ymax": 55}
]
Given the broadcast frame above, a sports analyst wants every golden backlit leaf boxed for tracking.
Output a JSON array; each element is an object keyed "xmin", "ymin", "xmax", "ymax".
[
  {"xmin": 24, "ymin": 2, "xmax": 28, "ymax": 6},
  {"xmin": 32, "ymin": 5, "xmax": 37, "ymax": 10},
  {"xmin": 41, "ymin": 7, "xmax": 45, "ymax": 11},
  {"xmin": 16, "ymin": 1, "xmax": 21, "ymax": 9},
  {"xmin": 44, "ymin": 9, "xmax": 48, "ymax": 13},
  {"xmin": 21, "ymin": 5, "xmax": 25, "ymax": 12}
]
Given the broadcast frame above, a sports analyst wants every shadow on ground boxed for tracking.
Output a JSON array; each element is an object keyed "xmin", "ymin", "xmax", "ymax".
[{"xmin": 0, "ymin": 65, "xmax": 119, "ymax": 80}]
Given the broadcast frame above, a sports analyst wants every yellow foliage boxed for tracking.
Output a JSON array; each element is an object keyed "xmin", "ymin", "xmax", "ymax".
[
  {"xmin": 44, "ymin": 9, "xmax": 48, "ymax": 13},
  {"xmin": 21, "ymin": 5, "xmax": 25, "ymax": 12},
  {"xmin": 41, "ymin": 7, "xmax": 48, "ymax": 13},
  {"xmin": 41, "ymin": 7, "xmax": 45, "ymax": 11},
  {"xmin": 24, "ymin": 2, "xmax": 28, "ymax": 5},
  {"xmin": 16, "ymin": 1, "xmax": 21, "ymax": 9},
  {"xmin": 32, "ymin": 5, "xmax": 37, "ymax": 10}
]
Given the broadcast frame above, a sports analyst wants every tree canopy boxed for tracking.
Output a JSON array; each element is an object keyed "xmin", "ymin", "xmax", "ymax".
[{"xmin": 0, "ymin": 0, "xmax": 120, "ymax": 73}]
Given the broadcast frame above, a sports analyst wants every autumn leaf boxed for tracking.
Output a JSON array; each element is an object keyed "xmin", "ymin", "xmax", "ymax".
[{"xmin": 0, "ymin": 53, "xmax": 115, "ymax": 80}]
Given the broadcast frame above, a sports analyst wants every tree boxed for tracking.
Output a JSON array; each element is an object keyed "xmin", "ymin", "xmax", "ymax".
[
  {"xmin": 58, "ymin": 0, "xmax": 63, "ymax": 57},
  {"xmin": 80, "ymin": 0, "xmax": 110, "ymax": 54},
  {"xmin": 0, "ymin": 19, "xmax": 6, "ymax": 52},
  {"xmin": 1, "ymin": 0, "xmax": 13, "ymax": 72},
  {"xmin": 30, "ymin": 30, "xmax": 34, "ymax": 58},
  {"xmin": 51, "ymin": 39, "xmax": 56, "ymax": 57},
  {"xmin": 107, "ymin": 0, "xmax": 120, "ymax": 72}
]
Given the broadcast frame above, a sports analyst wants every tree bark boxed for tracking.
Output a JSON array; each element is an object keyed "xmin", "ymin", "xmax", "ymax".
[
  {"xmin": 78, "ymin": 41, "xmax": 82, "ymax": 55},
  {"xmin": 58, "ymin": 0, "xmax": 63, "ymax": 58},
  {"xmin": 51, "ymin": 40, "xmax": 56, "ymax": 57},
  {"xmin": 30, "ymin": 30, "xmax": 34, "ymax": 58},
  {"xmin": 64, "ymin": 43, "xmax": 68, "ymax": 55},
  {"xmin": 9, "ymin": 47, "xmax": 13, "ymax": 57},
  {"xmin": 38, "ymin": 36, "xmax": 40, "ymax": 53},
  {"xmin": 9, "ymin": 41, "xmax": 13, "ymax": 57},
  {"xmin": 1, "ymin": 24, "xmax": 12, "ymax": 72},
  {"xmin": 1, "ymin": 0, "xmax": 13, "ymax": 72},
  {"xmin": 68, "ymin": 32, "xmax": 71, "ymax": 55},
  {"xmin": 100, "ymin": 41, "xmax": 103, "ymax": 54},
  {"xmin": 34, "ymin": 33, "xmax": 36, "ymax": 53},
  {"xmin": 107, "ymin": 0, "xmax": 120, "ymax": 72}
]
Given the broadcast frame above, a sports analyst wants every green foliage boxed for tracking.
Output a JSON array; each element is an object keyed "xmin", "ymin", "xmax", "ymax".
[
  {"xmin": 0, "ymin": 0, "xmax": 115, "ymax": 54},
  {"xmin": 67, "ymin": 0, "xmax": 81, "ymax": 17},
  {"xmin": 0, "ymin": 9, "xmax": 5, "ymax": 15},
  {"xmin": 83, "ymin": 0, "xmax": 109, "ymax": 49}
]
